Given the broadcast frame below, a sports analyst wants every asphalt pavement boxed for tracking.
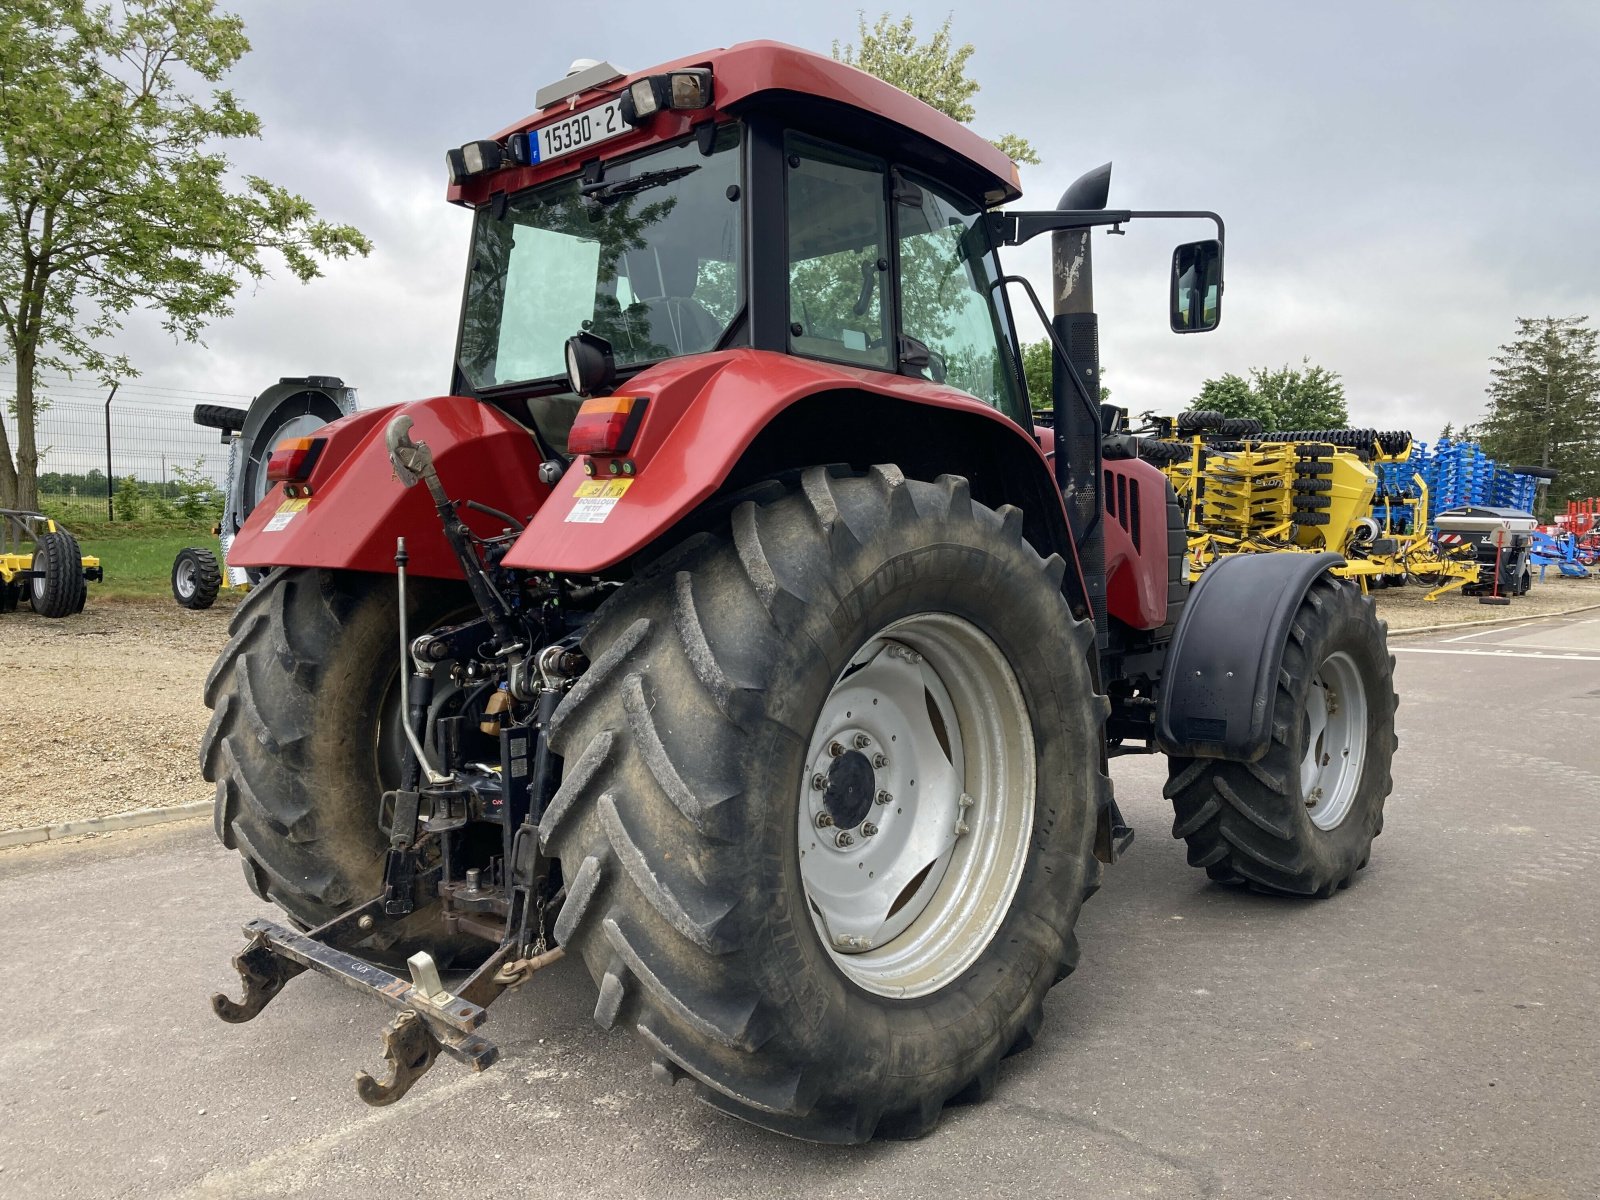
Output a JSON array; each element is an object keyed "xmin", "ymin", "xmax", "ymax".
[{"xmin": 2, "ymin": 612, "xmax": 1597, "ymax": 1199}]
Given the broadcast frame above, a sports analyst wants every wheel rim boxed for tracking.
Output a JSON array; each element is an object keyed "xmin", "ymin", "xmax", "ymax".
[
  {"xmin": 797, "ymin": 612, "xmax": 1035, "ymax": 999},
  {"xmin": 1300, "ymin": 650, "xmax": 1369, "ymax": 830},
  {"xmin": 175, "ymin": 558, "xmax": 196, "ymax": 598}
]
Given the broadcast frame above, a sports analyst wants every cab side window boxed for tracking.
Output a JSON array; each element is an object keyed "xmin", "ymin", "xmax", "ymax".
[
  {"xmin": 896, "ymin": 177, "xmax": 1025, "ymax": 418},
  {"xmin": 785, "ymin": 134, "xmax": 892, "ymax": 370}
]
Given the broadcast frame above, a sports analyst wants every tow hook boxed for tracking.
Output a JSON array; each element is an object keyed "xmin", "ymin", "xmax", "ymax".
[{"xmin": 212, "ymin": 916, "xmax": 521, "ymax": 1107}]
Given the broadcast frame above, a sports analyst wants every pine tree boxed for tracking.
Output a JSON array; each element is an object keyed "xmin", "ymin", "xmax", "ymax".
[{"xmin": 1477, "ymin": 316, "xmax": 1600, "ymax": 506}]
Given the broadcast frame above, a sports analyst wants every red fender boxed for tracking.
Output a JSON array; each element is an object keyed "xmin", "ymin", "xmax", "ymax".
[
  {"xmin": 228, "ymin": 397, "xmax": 549, "ymax": 579},
  {"xmin": 501, "ymin": 349, "xmax": 1071, "ymax": 577}
]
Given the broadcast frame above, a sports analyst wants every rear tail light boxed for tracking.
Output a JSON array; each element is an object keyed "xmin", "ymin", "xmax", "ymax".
[
  {"xmin": 266, "ymin": 436, "xmax": 326, "ymax": 483},
  {"xmin": 568, "ymin": 395, "xmax": 647, "ymax": 457}
]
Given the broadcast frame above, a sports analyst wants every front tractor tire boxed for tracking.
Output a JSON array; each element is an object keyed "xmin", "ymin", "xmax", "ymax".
[
  {"xmin": 542, "ymin": 466, "xmax": 1105, "ymax": 1142},
  {"xmin": 201, "ymin": 568, "xmax": 476, "ymax": 963},
  {"xmin": 1165, "ymin": 576, "xmax": 1397, "ymax": 896}
]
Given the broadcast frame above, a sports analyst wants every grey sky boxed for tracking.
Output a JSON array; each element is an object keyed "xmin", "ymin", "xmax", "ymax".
[{"xmin": 99, "ymin": 0, "xmax": 1600, "ymax": 441}]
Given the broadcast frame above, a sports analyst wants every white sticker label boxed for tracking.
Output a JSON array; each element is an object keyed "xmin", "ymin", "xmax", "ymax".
[
  {"xmin": 263, "ymin": 498, "xmax": 309, "ymax": 532},
  {"xmin": 566, "ymin": 496, "xmax": 620, "ymax": 524},
  {"xmin": 564, "ymin": 479, "xmax": 631, "ymax": 524}
]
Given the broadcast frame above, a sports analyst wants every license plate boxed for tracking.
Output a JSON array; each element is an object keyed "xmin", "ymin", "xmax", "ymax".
[{"xmin": 532, "ymin": 99, "xmax": 626, "ymax": 165}]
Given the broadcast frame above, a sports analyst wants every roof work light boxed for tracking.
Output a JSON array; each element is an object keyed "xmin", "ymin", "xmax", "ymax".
[{"xmin": 619, "ymin": 69, "xmax": 714, "ymax": 126}]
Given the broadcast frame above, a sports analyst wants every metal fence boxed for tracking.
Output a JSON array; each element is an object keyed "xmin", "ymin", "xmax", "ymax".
[{"xmin": 3, "ymin": 379, "xmax": 251, "ymax": 524}]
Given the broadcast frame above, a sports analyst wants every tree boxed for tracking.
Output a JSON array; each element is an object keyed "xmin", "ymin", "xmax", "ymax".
[
  {"xmin": 1021, "ymin": 340, "xmax": 1109, "ymax": 413},
  {"xmin": 1476, "ymin": 316, "xmax": 1600, "ymax": 505},
  {"xmin": 0, "ymin": 0, "xmax": 370, "ymax": 510},
  {"xmin": 834, "ymin": 13, "xmax": 1039, "ymax": 165},
  {"xmin": 1193, "ymin": 358, "xmax": 1349, "ymax": 429}
]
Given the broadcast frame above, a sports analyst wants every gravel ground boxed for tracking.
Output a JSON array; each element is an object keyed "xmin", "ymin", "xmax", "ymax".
[
  {"xmin": 2, "ymin": 573, "xmax": 1596, "ymax": 833},
  {"xmin": 1372, "ymin": 571, "xmax": 1597, "ymax": 630},
  {"xmin": 1, "ymin": 599, "xmax": 233, "ymax": 832}
]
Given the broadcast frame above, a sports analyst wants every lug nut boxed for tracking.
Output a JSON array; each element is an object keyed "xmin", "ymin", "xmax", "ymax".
[
  {"xmin": 853, "ymin": 733, "xmax": 872, "ymax": 749},
  {"xmin": 872, "ymin": 753, "xmax": 888, "ymax": 769},
  {"xmin": 811, "ymin": 773, "xmax": 826, "ymax": 791},
  {"xmin": 861, "ymin": 822, "xmax": 878, "ymax": 837},
  {"xmin": 835, "ymin": 831, "xmax": 855, "ymax": 848},
  {"xmin": 357, "ymin": 915, "xmax": 375, "ymax": 931},
  {"xmin": 816, "ymin": 812, "xmax": 834, "ymax": 828},
  {"xmin": 829, "ymin": 741, "xmax": 845, "ymax": 758},
  {"xmin": 875, "ymin": 789, "xmax": 893, "ymax": 805}
]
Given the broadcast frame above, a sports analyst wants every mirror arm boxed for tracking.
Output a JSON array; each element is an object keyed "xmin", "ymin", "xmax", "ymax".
[{"xmin": 989, "ymin": 208, "xmax": 1225, "ymax": 250}]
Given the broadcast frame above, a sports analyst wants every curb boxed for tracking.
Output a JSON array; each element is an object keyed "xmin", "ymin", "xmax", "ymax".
[
  {"xmin": 1386, "ymin": 599, "xmax": 1600, "ymax": 639},
  {"xmin": 0, "ymin": 800, "xmax": 210, "ymax": 850}
]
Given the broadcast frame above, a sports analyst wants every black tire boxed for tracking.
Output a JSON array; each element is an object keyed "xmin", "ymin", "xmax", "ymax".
[
  {"xmin": 1165, "ymin": 576, "xmax": 1396, "ymax": 896},
  {"xmin": 1293, "ymin": 511, "xmax": 1331, "ymax": 525},
  {"xmin": 541, "ymin": 466, "xmax": 1105, "ymax": 1142},
  {"xmin": 1177, "ymin": 409, "xmax": 1226, "ymax": 432},
  {"xmin": 1293, "ymin": 478, "xmax": 1333, "ymax": 493},
  {"xmin": 1296, "ymin": 460, "xmax": 1334, "ymax": 475},
  {"xmin": 28, "ymin": 530, "xmax": 87, "ymax": 618},
  {"xmin": 171, "ymin": 546, "xmax": 222, "ymax": 609},
  {"xmin": 201, "ymin": 568, "xmax": 480, "ymax": 964},
  {"xmin": 193, "ymin": 403, "xmax": 249, "ymax": 433},
  {"xmin": 0, "ymin": 581, "xmax": 18, "ymax": 613}
]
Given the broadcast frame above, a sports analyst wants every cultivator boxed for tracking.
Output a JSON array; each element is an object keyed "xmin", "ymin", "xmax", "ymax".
[{"xmin": 1145, "ymin": 418, "xmax": 1479, "ymax": 599}]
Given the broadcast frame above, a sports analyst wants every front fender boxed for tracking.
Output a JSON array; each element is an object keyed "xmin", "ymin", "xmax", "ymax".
[
  {"xmin": 502, "ymin": 349, "xmax": 1051, "ymax": 575},
  {"xmin": 1153, "ymin": 551, "xmax": 1345, "ymax": 761},
  {"xmin": 229, "ymin": 396, "xmax": 549, "ymax": 579}
]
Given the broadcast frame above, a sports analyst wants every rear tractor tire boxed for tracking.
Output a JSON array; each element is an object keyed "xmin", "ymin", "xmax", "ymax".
[
  {"xmin": 201, "ymin": 567, "xmax": 480, "ymax": 965},
  {"xmin": 29, "ymin": 530, "xmax": 87, "ymax": 618},
  {"xmin": 172, "ymin": 546, "xmax": 222, "ymax": 609},
  {"xmin": 1165, "ymin": 575, "xmax": 1397, "ymax": 896},
  {"xmin": 541, "ymin": 466, "xmax": 1106, "ymax": 1142}
]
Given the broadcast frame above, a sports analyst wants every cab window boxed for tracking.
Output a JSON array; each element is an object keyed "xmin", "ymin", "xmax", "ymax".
[
  {"xmin": 785, "ymin": 134, "xmax": 892, "ymax": 370},
  {"xmin": 895, "ymin": 176, "xmax": 1026, "ymax": 421}
]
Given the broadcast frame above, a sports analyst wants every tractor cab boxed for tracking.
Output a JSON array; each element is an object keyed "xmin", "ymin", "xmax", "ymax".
[{"xmin": 447, "ymin": 42, "xmax": 1059, "ymax": 449}]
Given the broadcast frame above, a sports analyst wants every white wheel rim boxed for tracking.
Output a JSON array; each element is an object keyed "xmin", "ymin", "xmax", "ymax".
[
  {"xmin": 175, "ymin": 559, "xmax": 196, "ymax": 597},
  {"xmin": 797, "ymin": 613, "xmax": 1035, "ymax": 999},
  {"xmin": 1301, "ymin": 650, "xmax": 1368, "ymax": 831}
]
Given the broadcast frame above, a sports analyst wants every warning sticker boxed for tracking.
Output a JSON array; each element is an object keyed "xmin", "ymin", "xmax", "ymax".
[
  {"xmin": 263, "ymin": 497, "xmax": 309, "ymax": 532},
  {"xmin": 565, "ymin": 478, "xmax": 632, "ymax": 524}
]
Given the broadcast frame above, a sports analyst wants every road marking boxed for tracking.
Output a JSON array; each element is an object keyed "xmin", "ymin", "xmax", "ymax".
[
  {"xmin": 1443, "ymin": 625, "xmax": 1514, "ymax": 642},
  {"xmin": 1392, "ymin": 647, "xmax": 1600, "ymax": 662}
]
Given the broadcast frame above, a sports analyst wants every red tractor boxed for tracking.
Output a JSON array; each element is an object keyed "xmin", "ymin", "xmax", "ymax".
[{"xmin": 207, "ymin": 42, "xmax": 1396, "ymax": 1142}]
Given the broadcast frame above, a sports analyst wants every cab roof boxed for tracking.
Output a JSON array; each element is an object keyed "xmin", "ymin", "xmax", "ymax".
[{"xmin": 452, "ymin": 40, "xmax": 1024, "ymax": 208}]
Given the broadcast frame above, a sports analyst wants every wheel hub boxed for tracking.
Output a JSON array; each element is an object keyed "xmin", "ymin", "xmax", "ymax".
[{"xmin": 821, "ymin": 749, "xmax": 875, "ymax": 830}]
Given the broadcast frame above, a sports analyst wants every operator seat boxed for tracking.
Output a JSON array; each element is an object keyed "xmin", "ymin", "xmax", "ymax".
[{"xmin": 629, "ymin": 252, "xmax": 722, "ymax": 356}]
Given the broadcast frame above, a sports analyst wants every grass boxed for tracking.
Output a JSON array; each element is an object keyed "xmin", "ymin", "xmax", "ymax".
[{"xmin": 58, "ymin": 517, "xmax": 239, "ymax": 602}]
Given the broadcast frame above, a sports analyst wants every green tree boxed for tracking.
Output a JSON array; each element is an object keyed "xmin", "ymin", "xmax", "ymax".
[
  {"xmin": 1021, "ymin": 340, "xmax": 1109, "ymax": 413},
  {"xmin": 1194, "ymin": 358, "xmax": 1348, "ymax": 429},
  {"xmin": 0, "ymin": 0, "xmax": 370, "ymax": 511},
  {"xmin": 1475, "ymin": 316, "xmax": 1600, "ymax": 506},
  {"xmin": 834, "ymin": 13, "xmax": 1039, "ymax": 166}
]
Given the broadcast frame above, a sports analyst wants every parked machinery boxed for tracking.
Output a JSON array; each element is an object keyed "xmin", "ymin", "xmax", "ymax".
[
  {"xmin": 172, "ymin": 378, "xmax": 358, "ymax": 608},
  {"xmin": 0, "ymin": 510, "xmax": 100, "ymax": 617},
  {"xmin": 1134, "ymin": 416, "xmax": 1480, "ymax": 599}
]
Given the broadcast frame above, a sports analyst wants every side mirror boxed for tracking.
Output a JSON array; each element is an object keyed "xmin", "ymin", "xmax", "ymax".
[{"xmin": 1170, "ymin": 239, "xmax": 1223, "ymax": 333}]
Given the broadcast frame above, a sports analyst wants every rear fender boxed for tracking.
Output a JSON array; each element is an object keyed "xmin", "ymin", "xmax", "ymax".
[
  {"xmin": 228, "ymin": 396, "xmax": 549, "ymax": 579},
  {"xmin": 1153, "ymin": 551, "xmax": 1344, "ymax": 761},
  {"xmin": 503, "ymin": 350, "xmax": 1087, "ymax": 611}
]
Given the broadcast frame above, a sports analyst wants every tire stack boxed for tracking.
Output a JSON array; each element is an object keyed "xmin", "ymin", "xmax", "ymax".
[{"xmin": 1291, "ymin": 443, "xmax": 1336, "ymax": 527}]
